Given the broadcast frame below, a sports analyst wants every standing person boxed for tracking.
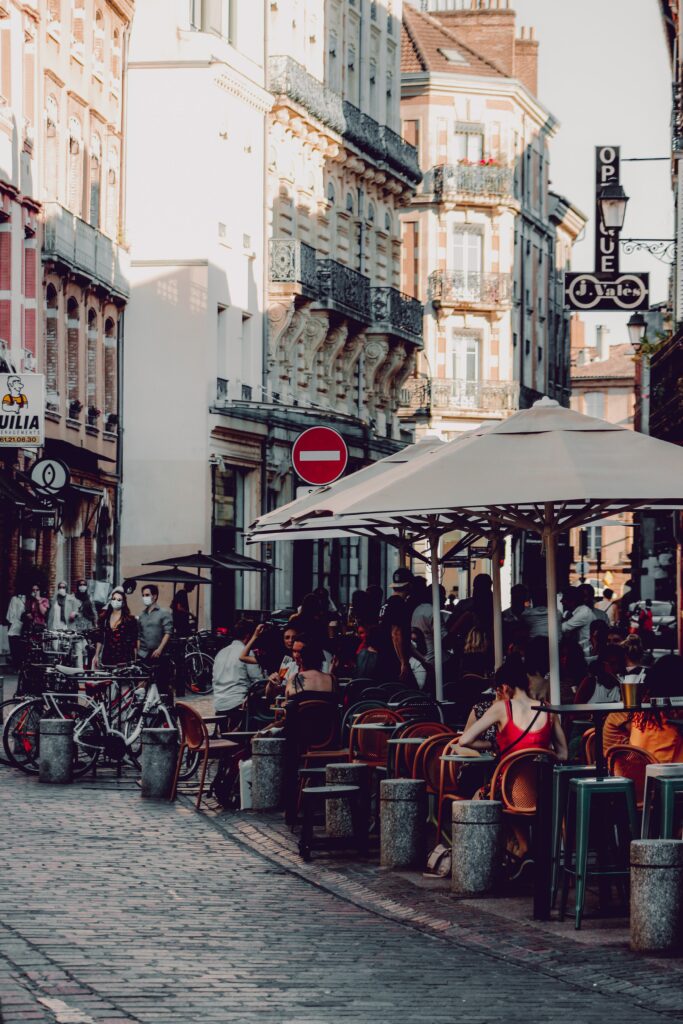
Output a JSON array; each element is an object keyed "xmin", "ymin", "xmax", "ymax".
[
  {"xmin": 521, "ymin": 584, "xmax": 560, "ymax": 640},
  {"xmin": 377, "ymin": 569, "xmax": 419, "ymax": 686},
  {"xmin": 365, "ymin": 584, "xmax": 383, "ymax": 626},
  {"xmin": 596, "ymin": 588, "xmax": 618, "ymax": 627},
  {"xmin": 137, "ymin": 585, "xmax": 173, "ymax": 664},
  {"xmin": 561, "ymin": 586, "xmax": 595, "ymax": 656},
  {"xmin": 72, "ymin": 580, "xmax": 97, "ymax": 668},
  {"xmin": 23, "ymin": 584, "xmax": 49, "ymax": 632},
  {"xmin": 582, "ymin": 583, "xmax": 607, "ymax": 624},
  {"xmin": 503, "ymin": 583, "xmax": 530, "ymax": 647},
  {"xmin": 92, "ymin": 587, "xmax": 138, "ymax": 668},
  {"xmin": 411, "ymin": 583, "xmax": 447, "ymax": 693},
  {"xmin": 212, "ymin": 619, "xmax": 263, "ymax": 728},
  {"xmin": 47, "ymin": 581, "xmax": 79, "ymax": 632},
  {"xmin": 5, "ymin": 589, "xmax": 26, "ymax": 668},
  {"xmin": 171, "ymin": 583, "xmax": 195, "ymax": 637}
]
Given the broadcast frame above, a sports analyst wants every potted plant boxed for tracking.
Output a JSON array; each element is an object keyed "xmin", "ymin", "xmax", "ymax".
[
  {"xmin": 87, "ymin": 405, "xmax": 101, "ymax": 425},
  {"xmin": 68, "ymin": 398, "xmax": 83, "ymax": 419},
  {"xmin": 105, "ymin": 412, "xmax": 118, "ymax": 431}
]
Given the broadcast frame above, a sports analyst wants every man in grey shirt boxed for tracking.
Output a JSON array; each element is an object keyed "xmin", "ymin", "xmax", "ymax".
[{"xmin": 138, "ymin": 585, "xmax": 173, "ymax": 661}]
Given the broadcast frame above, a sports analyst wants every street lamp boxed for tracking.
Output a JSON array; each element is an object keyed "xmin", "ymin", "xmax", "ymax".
[
  {"xmin": 598, "ymin": 182, "xmax": 629, "ymax": 231},
  {"xmin": 627, "ymin": 311, "xmax": 647, "ymax": 351}
]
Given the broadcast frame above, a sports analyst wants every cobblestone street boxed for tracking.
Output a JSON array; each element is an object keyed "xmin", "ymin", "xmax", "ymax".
[{"xmin": 1, "ymin": 767, "xmax": 683, "ymax": 1024}]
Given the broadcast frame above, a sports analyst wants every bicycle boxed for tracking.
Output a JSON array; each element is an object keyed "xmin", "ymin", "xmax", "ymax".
[
  {"xmin": 3, "ymin": 664, "xmax": 200, "ymax": 780},
  {"xmin": 184, "ymin": 631, "xmax": 218, "ymax": 694}
]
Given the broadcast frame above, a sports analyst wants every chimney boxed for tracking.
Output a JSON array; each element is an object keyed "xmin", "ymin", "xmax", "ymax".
[
  {"xmin": 596, "ymin": 324, "xmax": 610, "ymax": 361},
  {"xmin": 430, "ymin": 0, "xmax": 517, "ymax": 78},
  {"xmin": 514, "ymin": 26, "xmax": 539, "ymax": 96}
]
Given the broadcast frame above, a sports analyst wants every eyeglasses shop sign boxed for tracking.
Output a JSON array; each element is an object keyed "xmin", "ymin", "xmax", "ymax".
[{"xmin": 0, "ymin": 373, "xmax": 45, "ymax": 447}]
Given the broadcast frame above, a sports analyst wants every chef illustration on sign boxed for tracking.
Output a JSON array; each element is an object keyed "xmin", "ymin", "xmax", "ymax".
[{"xmin": 2, "ymin": 376, "xmax": 28, "ymax": 412}]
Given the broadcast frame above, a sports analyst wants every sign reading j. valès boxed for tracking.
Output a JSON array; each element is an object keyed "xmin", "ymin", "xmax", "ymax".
[{"xmin": 0, "ymin": 373, "xmax": 45, "ymax": 447}]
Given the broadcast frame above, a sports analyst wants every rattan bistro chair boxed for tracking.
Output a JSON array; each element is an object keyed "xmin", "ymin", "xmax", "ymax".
[{"xmin": 171, "ymin": 702, "xmax": 238, "ymax": 810}]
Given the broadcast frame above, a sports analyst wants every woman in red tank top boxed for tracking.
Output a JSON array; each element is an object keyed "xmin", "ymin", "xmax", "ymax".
[{"xmin": 456, "ymin": 654, "xmax": 567, "ymax": 760}]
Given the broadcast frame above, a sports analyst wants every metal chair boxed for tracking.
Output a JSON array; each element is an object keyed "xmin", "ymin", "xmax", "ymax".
[{"xmin": 171, "ymin": 701, "xmax": 238, "ymax": 810}]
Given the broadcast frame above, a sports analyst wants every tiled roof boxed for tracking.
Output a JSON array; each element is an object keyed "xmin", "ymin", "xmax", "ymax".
[
  {"xmin": 401, "ymin": 4, "xmax": 508, "ymax": 78},
  {"xmin": 571, "ymin": 343, "xmax": 636, "ymax": 380}
]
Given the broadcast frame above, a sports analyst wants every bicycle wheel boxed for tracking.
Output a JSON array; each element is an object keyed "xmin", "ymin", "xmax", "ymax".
[
  {"xmin": 186, "ymin": 651, "xmax": 214, "ymax": 695},
  {"xmin": 68, "ymin": 703, "xmax": 103, "ymax": 777},
  {"xmin": 3, "ymin": 699, "xmax": 42, "ymax": 773}
]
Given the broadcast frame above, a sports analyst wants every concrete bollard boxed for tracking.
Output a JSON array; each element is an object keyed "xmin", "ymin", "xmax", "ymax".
[
  {"xmin": 451, "ymin": 800, "xmax": 503, "ymax": 896},
  {"xmin": 251, "ymin": 737, "xmax": 287, "ymax": 811},
  {"xmin": 630, "ymin": 840, "xmax": 683, "ymax": 953},
  {"xmin": 141, "ymin": 728, "xmax": 178, "ymax": 799},
  {"xmin": 39, "ymin": 719, "xmax": 74, "ymax": 785},
  {"xmin": 325, "ymin": 762, "xmax": 371, "ymax": 838},
  {"xmin": 380, "ymin": 779, "xmax": 426, "ymax": 869}
]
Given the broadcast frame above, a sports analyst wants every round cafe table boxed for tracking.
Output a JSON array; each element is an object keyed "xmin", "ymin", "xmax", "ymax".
[{"xmin": 386, "ymin": 735, "xmax": 429, "ymax": 778}]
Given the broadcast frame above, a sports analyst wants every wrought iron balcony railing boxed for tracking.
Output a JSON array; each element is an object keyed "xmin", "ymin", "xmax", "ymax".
[
  {"xmin": 382, "ymin": 125, "xmax": 421, "ymax": 183},
  {"xmin": 43, "ymin": 201, "xmax": 128, "ymax": 298},
  {"xmin": 429, "ymin": 270, "xmax": 512, "ymax": 308},
  {"xmin": 371, "ymin": 286, "xmax": 423, "ymax": 345},
  {"xmin": 269, "ymin": 238, "xmax": 319, "ymax": 298},
  {"xmin": 216, "ymin": 377, "xmax": 229, "ymax": 404},
  {"xmin": 401, "ymin": 377, "xmax": 520, "ymax": 415},
  {"xmin": 430, "ymin": 162, "xmax": 514, "ymax": 200},
  {"xmin": 317, "ymin": 258, "xmax": 372, "ymax": 323}
]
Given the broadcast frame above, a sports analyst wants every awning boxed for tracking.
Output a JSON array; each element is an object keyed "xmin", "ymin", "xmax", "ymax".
[{"xmin": 0, "ymin": 471, "xmax": 43, "ymax": 513}]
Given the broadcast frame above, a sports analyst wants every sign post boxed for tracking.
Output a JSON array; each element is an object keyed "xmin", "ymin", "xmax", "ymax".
[
  {"xmin": 292, "ymin": 427, "xmax": 348, "ymax": 487},
  {"xmin": 564, "ymin": 147, "xmax": 650, "ymax": 313}
]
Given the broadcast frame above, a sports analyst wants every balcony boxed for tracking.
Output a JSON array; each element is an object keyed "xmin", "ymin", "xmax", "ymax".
[
  {"xmin": 430, "ymin": 162, "xmax": 514, "ymax": 202},
  {"xmin": 267, "ymin": 57, "xmax": 421, "ymax": 185},
  {"xmin": 269, "ymin": 239, "xmax": 318, "ymax": 298},
  {"xmin": 267, "ymin": 55, "xmax": 344, "ymax": 134},
  {"xmin": 401, "ymin": 377, "xmax": 520, "ymax": 416},
  {"xmin": 371, "ymin": 286, "xmax": 423, "ymax": 346},
  {"xmin": 42, "ymin": 202, "xmax": 128, "ymax": 298},
  {"xmin": 317, "ymin": 258, "xmax": 371, "ymax": 323},
  {"xmin": 429, "ymin": 270, "xmax": 512, "ymax": 310}
]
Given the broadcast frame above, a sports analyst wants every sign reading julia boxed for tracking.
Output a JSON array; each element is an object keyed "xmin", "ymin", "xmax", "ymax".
[{"xmin": 0, "ymin": 373, "xmax": 45, "ymax": 446}]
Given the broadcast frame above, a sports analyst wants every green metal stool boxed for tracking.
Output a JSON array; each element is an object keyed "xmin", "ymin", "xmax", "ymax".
[
  {"xmin": 550, "ymin": 764, "xmax": 597, "ymax": 905},
  {"xmin": 560, "ymin": 776, "xmax": 639, "ymax": 930},
  {"xmin": 641, "ymin": 764, "xmax": 683, "ymax": 837},
  {"xmin": 648, "ymin": 775, "xmax": 683, "ymax": 839}
]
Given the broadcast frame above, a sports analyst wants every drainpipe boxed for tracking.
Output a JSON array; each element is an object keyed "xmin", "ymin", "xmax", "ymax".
[
  {"xmin": 262, "ymin": 0, "xmax": 270, "ymax": 406},
  {"xmin": 114, "ymin": 309, "xmax": 124, "ymax": 583}
]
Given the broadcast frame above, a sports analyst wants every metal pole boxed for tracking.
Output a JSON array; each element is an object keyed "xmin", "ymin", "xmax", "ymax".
[
  {"xmin": 544, "ymin": 505, "xmax": 561, "ymax": 706},
  {"xmin": 533, "ymin": 754, "xmax": 554, "ymax": 920},
  {"xmin": 429, "ymin": 532, "xmax": 444, "ymax": 703},
  {"xmin": 491, "ymin": 535, "xmax": 504, "ymax": 668}
]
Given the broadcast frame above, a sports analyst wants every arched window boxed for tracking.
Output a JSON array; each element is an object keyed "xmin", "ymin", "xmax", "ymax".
[
  {"xmin": 326, "ymin": 181, "xmax": 335, "ymax": 206},
  {"xmin": 367, "ymin": 202, "xmax": 376, "ymax": 224},
  {"xmin": 385, "ymin": 211, "xmax": 393, "ymax": 233},
  {"xmin": 71, "ymin": 0, "xmax": 85, "ymax": 48},
  {"xmin": 47, "ymin": 0, "xmax": 61, "ymax": 25},
  {"xmin": 89, "ymin": 133, "xmax": 101, "ymax": 229},
  {"xmin": 106, "ymin": 144, "xmax": 118, "ymax": 238},
  {"xmin": 66, "ymin": 296, "xmax": 80, "ymax": 409},
  {"xmin": 44, "ymin": 95, "xmax": 59, "ymax": 198},
  {"xmin": 345, "ymin": 192, "xmax": 354, "ymax": 214},
  {"xmin": 111, "ymin": 28, "xmax": 121, "ymax": 80},
  {"xmin": 103, "ymin": 317, "xmax": 117, "ymax": 421},
  {"xmin": 87, "ymin": 307, "xmax": 98, "ymax": 411},
  {"xmin": 93, "ymin": 10, "xmax": 105, "ymax": 68},
  {"xmin": 67, "ymin": 116, "xmax": 83, "ymax": 215},
  {"xmin": 45, "ymin": 284, "xmax": 59, "ymax": 404}
]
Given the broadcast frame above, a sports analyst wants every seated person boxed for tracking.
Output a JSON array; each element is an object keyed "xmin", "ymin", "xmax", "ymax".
[
  {"xmin": 603, "ymin": 637, "xmax": 647, "ymax": 749},
  {"xmin": 212, "ymin": 619, "xmax": 263, "ymax": 730},
  {"xmin": 525, "ymin": 636, "xmax": 550, "ymax": 701},
  {"xmin": 355, "ymin": 625, "xmax": 381, "ymax": 681},
  {"xmin": 285, "ymin": 640, "xmax": 334, "ymax": 700},
  {"xmin": 574, "ymin": 644, "xmax": 625, "ymax": 704},
  {"xmin": 455, "ymin": 654, "xmax": 567, "ymax": 760},
  {"xmin": 262, "ymin": 623, "xmax": 299, "ymax": 697},
  {"xmin": 629, "ymin": 654, "xmax": 683, "ymax": 763}
]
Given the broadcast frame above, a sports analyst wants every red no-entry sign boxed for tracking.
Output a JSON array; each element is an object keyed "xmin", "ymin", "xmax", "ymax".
[{"xmin": 292, "ymin": 427, "xmax": 348, "ymax": 486}]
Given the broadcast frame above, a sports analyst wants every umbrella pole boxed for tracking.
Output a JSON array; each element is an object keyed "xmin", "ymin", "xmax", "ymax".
[
  {"xmin": 544, "ymin": 507, "xmax": 561, "ymax": 706},
  {"xmin": 429, "ymin": 532, "xmax": 444, "ymax": 703},
  {"xmin": 491, "ymin": 534, "xmax": 504, "ymax": 669}
]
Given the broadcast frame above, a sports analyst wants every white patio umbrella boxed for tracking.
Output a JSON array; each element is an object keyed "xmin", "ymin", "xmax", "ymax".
[{"xmin": 279, "ymin": 398, "xmax": 683, "ymax": 704}]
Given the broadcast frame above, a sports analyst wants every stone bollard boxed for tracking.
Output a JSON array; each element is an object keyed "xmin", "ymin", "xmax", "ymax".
[
  {"xmin": 39, "ymin": 719, "xmax": 74, "ymax": 785},
  {"xmin": 251, "ymin": 737, "xmax": 287, "ymax": 811},
  {"xmin": 141, "ymin": 728, "xmax": 178, "ymax": 799},
  {"xmin": 451, "ymin": 800, "xmax": 503, "ymax": 896},
  {"xmin": 380, "ymin": 779, "xmax": 426, "ymax": 869},
  {"xmin": 325, "ymin": 762, "xmax": 371, "ymax": 838},
  {"xmin": 630, "ymin": 840, "xmax": 683, "ymax": 953}
]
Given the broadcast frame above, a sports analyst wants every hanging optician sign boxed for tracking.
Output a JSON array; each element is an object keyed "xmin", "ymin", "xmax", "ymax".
[
  {"xmin": 0, "ymin": 373, "xmax": 45, "ymax": 447},
  {"xmin": 565, "ymin": 146, "xmax": 649, "ymax": 312}
]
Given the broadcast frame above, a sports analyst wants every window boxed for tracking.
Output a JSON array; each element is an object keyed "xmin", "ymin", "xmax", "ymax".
[
  {"xmin": 47, "ymin": 0, "xmax": 61, "ymax": 27},
  {"xmin": 385, "ymin": 211, "xmax": 392, "ymax": 233},
  {"xmin": 402, "ymin": 119, "xmax": 420, "ymax": 158},
  {"xmin": 584, "ymin": 391, "xmax": 605, "ymax": 419},
  {"xmin": 345, "ymin": 192, "xmax": 354, "ymax": 214},
  {"xmin": 367, "ymin": 202, "xmax": 375, "ymax": 224},
  {"xmin": 66, "ymin": 297, "xmax": 80, "ymax": 408},
  {"xmin": 104, "ymin": 317, "xmax": 116, "ymax": 418},
  {"xmin": 452, "ymin": 226, "xmax": 482, "ymax": 276},
  {"xmin": 455, "ymin": 123, "xmax": 484, "ymax": 163},
  {"xmin": 585, "ymin": 525, "xmax": 602, "ymax": 560},
  {"xmin": 45, "ymin": 284, "xmax": 59, "ymax": 404},
  {"xmin": 93, "ymin": 10, "xmax": 104, "ymax": 69},
  {"xmin": 106, "ymin": 144, "xmax": 118, "ymax": 238},
  {"xmin": 89, "ymin": 133, "xmax": 101, "ymax": 228},
  {"xmin": 44, "ymin": 95, "xmax": 59, "ymax": 198},
  {"xmin": 0, "ymin": 25, "xmax": 10, "ymax": 104},
  {"xmin": 67, "ymin": 116, "xmax": 82, "ymax": 215},
  {"xmin": 328, "ymin": 30, "xmax": 339, "ymax": 89},
  {"xmin": 326, "ymin": 180, "xmax": 335, "ymax": 206},
  {"xmin": 369, "ymin": 59, "xmax": 377, "ymax": 118},
  {"xmin": 87, "ymin": 308, "xmax": 97, "ymax": 410},
  {"xmin": 111, "ymin": 28, "xmax": 121, "ymax": 80},
  {"xmin": 193, "ymin": 0, "xmax": 234, "ymax": 43},
  {"xmin": 347, "ymin": 45, "xmax": 358, "ymax": 103},
  {"xmin": 448, "ymin": 331, "xmax": 480, "ymax": 382},
  {"xmin": 401, "ymin": 221, "xmax": 419, "ymax": 299},
  {"xmin": 386, "ymin": 71, "xmax": 393, "ymax": 107},
  {"xmin": 71, "ymin": 0, "xmax": 85, "ymax": 51}
]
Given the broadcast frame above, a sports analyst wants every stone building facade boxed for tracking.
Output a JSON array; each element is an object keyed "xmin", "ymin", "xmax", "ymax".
[{"xmin": 398, "ymin": 0, "xmax": 585, "ymax": 442}]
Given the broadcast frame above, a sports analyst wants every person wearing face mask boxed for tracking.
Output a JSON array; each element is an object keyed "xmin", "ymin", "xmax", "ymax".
[
  {"xmin": 47, "ymin": 581, "xmax": 79, "ymax": 632},
  {"xmin": 92, "ymin": 587, "xmax": 138, "ymax": 668},
  {"xmin": 6, "ymin": 587, "xmax": 27, "ymax": 668},
  {"xmin": 137, "ymin": 585, "xmax": 173, "ymax": 664},
  {"xmin": 72, "ymin": 580, "xmax": 97, "ymax": 632},
  {"xmin": 23, "ymin": 585, "xmax": 49, "ymax": 632}
]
